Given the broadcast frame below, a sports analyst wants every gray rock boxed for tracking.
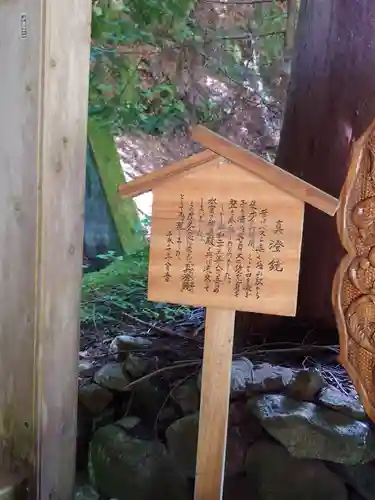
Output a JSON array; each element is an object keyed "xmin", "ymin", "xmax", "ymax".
[
  {"xmin": 287, "ymin": 368, "xmax": 325, "ymax": 401},
  {"xmin": 172, "ymin": 379, "xmax": 200, "ymax": 414},
  {"xmin": 78, "ymin": 383, "xmax": 113, "ymax": 416},
  {"xmin": 92, "ymin": 406, "xmax": 116, "ymax": 433},
  {"xmin": 115, "ymin": 415, "xmax": 141, "ymax": 431},
  {"xmin": 318, "ymin": 386, "xmax": 367, "ymax": 421},
  {"xmin": 112, "ymin": 334, "xmax": 152, "ymax": 352},
  {"xmin": 166, "ymin": 413, "xmax": 247, "ymax": 478},
  {"xmin": 247, "ymin": 394, "xmax": 375, "ymax": 465},
  {"xmin": 230, "ymin": 357, "xmax": 254, "ymax": 392},
  {"xmin": 165, "ymin": 413, "xmax": 199, "ymax": 478},
  {"xmin": 74, "ymin": 483, "xmax": 99, "ymax": 500},
  {"xmin": 89, "ymin": 424, "xmax": 189, "ymax": 500},
  {"xmin": 131, "ymin": 379, "xmax": 170, "ymax": 424},
  {"xmin": 247, "ymin": 362, "xmax": 294, "ymax": 393},
  {"xmin": 229, "ymin": 402, "xmax": 264, "ymax": 444},
  {"xmin": 198, "ymin": 359, "xmax": 293, "ymax": 395},
  {"xmin": 245, "ymin": 440, "xmax": 348, "ymax": 500},
  {"xmin": 326, "ymin": 463, "xmax": 375, "ymax": 500},
  {"xmin": 94, "ymin": 363, "xmax": 130, "ymax": 391},
  {"xmin": 123, "ymin": 353, "xmax": 152, "ymax": 378},
  {"xmin": 78, "ymin": 360, "xmax": 97, "ymax": 378}
]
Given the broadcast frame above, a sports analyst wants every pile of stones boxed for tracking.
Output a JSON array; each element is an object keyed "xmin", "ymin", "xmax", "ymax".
[{"xmin": 75, "ymin": 339, "xmax": 375, "ymax": 500}]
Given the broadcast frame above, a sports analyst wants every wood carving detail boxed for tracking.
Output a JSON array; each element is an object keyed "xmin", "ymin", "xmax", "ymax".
[{"xmin": 334, "ymin": 122, "xmax": 375, "ymax": 422}]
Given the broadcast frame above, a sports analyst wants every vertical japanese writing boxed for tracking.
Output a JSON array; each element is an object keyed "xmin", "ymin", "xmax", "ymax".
[
  {"xmin": 204, "ymin": 198, "xmax": 217, "ymax": 291},
  {"xmin": 268, "ymin": 219, "xmax": 285, "ymax": 272},
  {"xmin": 163, "ymin": 230, "xmax": 174, "ymax": 283},
  {"xmin": 225, "ymin": 199, "xmax": 237, "ymax": 283},
  {"xmin": 197, "ymin": 198, "xmax": 205, "ymax": 241},
  {"xmin": 219, "ymin": 203, "xmax": 225, "ymax": 228},
  {"xmin": 247, "ymin": 200, "xmax": 257, "ymax": 250},
  {"xmin": 244, "ymin": 200, "xmax": 257, "ymax": 297},
  {"xmin": 213, "ymin": 203, "xmax": 226, "ymax": 292},
  {"xmin": 244, "ymin": 251, "xmax": 253, "ymax": 298},
  {"xmin": 255, "ymin": 207, "xmax": 268, "ymax": 299},
  {"xmin": 274, "ymin": 219, "xmax": 284, "ymax": 235},
  {"xmin": 175, "ymin": 194, "xmax": 185, "ymax": 259},
  {"xmin": 160, "ymin": 192, "xmax": 290, "ymax": 304},
  {"xmin": 257, "ymin": 208, "xmax": 268, "ymax": 253},
  {"xmin": 214, "ymin": 226, "xmax": 225, "ymax": 293},
  {"xmin": 234, "ymin": 200, "xmax": 246, "ymax": 297},
  {"xmin": 269, "ymin": 239, "xmax": 284, "ymax": 252},
  {"xmin": 181, "ymin": 201, "xmax": 195, "ymax": 292}
]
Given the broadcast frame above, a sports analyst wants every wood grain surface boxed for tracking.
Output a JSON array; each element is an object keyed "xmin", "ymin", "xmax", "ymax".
[{"xmin": 148, "ymin": 158, "xmax": 304, "ymax": 316}]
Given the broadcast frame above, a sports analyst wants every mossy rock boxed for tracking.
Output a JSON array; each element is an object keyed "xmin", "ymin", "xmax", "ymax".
[{"xmin": 89, "ymin": 424, "xmax": 190, "ymax": 500}]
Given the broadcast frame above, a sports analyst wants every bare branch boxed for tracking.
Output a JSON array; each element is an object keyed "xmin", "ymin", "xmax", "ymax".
[
  {"xmin": 217, "ymin": 34, "xmax": 253, "ymax": 40},
  {"xmin": 204, "ymin": 0, "xmax": 274, "ymax": 4},
  {"xmin": 217, "ymin": 30, "xmax": 285, "ymax": 40},
  {"xmin": 256, "ymin": 30, "xmax": 286, "ymax": 37}
]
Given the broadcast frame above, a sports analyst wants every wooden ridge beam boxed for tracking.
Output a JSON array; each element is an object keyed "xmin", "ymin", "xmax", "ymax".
[{"xmin": 192, "ymin": 125, "xmax": 339, "ymax": 216}]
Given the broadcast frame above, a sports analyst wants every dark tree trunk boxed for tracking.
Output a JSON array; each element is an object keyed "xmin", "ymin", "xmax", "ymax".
[{"xmin": 236, "ymin": 0, "xmax": 375, "ymax": 338}]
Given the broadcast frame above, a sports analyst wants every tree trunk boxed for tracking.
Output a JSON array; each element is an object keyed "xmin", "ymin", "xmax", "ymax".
[{"xmin": 236, "ymin": 0, "xmax": 375, "ymax": 337}]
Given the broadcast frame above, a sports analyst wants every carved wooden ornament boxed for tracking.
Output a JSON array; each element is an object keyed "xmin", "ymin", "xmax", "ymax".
[{"xmin": 333, "ymin": 121, "xmax": 375, "ymax": 422}]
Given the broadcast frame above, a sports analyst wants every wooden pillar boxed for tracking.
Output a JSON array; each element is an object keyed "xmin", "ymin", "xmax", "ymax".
[
  {"xmin": 0, "ymin": 1, "xmax": 91, "ymax": 498},
  {"xmin": 276, "ymin": 0, "xmax": 375, "ymax": 328},
  {"xmin": 236, "ymin": 0, "xmax": 375, "ymax": 336}
]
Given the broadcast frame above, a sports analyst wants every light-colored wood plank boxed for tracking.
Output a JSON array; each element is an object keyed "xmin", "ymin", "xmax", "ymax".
[
  {"xmin": 118, "ymin": 150, "xmax": 218, "ymax": 198},
  {"xmin": 148, "ymin": 158, "xmax": 304, "ymax": 316},
  {"xmin": 0, "ymin": 4, "xmax": 90, "ymax": 492},
  {"xmin": 194, "ymin": 308, "xmax": 235, "ymax": 500},
  {"xmin": 192, "ymin": 125, "xmax": 339, "ymax": 216},
  {"xmin": 0, "ymin": 0, "xmax": 42, "ymax": 481},
  {"xmin": 33, "ymin": 1, "xmax": 91, "ymax": 498}
]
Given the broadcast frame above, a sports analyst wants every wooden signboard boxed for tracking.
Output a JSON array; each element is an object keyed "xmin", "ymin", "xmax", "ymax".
[
  {"xmin": 149, "ymin": 157, "xmax": 304, "ymax": 316},
  {"xmin": 119, "ymin": 126, "xmax": 339, "ymax": 500}
]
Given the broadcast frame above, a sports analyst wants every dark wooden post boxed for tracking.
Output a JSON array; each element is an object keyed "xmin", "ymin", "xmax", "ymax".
[{"xmin": 236, "ymin": 0, "xmax": 375, "ymax": 336}]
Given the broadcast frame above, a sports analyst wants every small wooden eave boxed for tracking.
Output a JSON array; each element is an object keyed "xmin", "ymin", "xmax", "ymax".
[
  {"xmin": 118, "ymin": 149, "xmax": 218, "ymax": 199},
  {"xmin": 118, "ymin": 126, "xmax": 339, "ymax": 216}
]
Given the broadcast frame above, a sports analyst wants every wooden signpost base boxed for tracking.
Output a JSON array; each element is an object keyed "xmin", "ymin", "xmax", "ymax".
[{"xmin": 194, "ymin": 308, "xmax": 235, "ymax": 500}]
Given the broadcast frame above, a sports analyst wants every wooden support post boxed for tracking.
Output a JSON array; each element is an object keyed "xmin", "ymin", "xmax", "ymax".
[
  {"xmin": 194, "ymin": 308, "xmax": 235, "ymax": 500},
  {"xmin": 34, "ymin": 1, "xmax": 91, "ymax": 497},
  {"xmin": 0, "ymin": 1, "xmax": 91, "ymax": 498}
]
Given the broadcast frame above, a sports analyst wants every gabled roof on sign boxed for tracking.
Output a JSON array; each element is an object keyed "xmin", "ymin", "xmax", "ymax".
[{"xmin": 118, "ymin": 125, "xmax": 339, "ymax": 216}]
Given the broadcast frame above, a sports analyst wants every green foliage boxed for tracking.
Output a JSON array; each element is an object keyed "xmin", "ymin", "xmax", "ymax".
[
  {"xmin": 251, "ymin": 5, "xmax": 286, "ymax": 66},
  {"xmin": 90, "ymin": 0, "xmax": 197, "ymax": 134},
  {"xmin": 81, "ymin": 245, "xmax": 191, "ymax": 326},
  {"xmin": 81, "ymin": 214, "xmax": 190, "ymax": 325},
  {"xmin": 90, "ymin": 0, "xmax": 288, "ymax": 134}
]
